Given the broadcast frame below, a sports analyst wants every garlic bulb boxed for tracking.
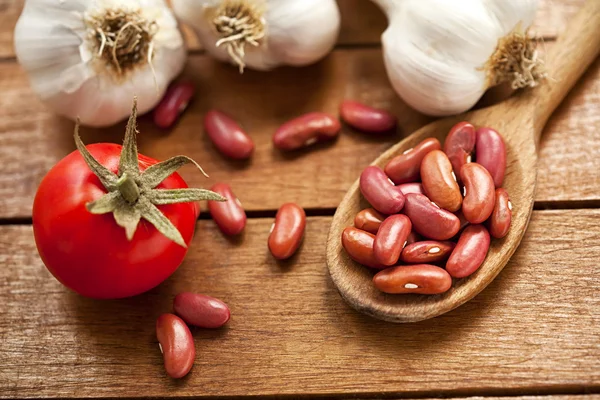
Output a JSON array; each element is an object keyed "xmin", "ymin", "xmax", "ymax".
[
  {"xmin": 171, "ymin": 0, "xmax": 340, "ymax": 72},
  {"xmin": 14, "ymin": 0, "xmax": 186, "ymax": 127},
  {"xmin": 373, "ymin": 0, "xmax": 543, "ymax": 116}
]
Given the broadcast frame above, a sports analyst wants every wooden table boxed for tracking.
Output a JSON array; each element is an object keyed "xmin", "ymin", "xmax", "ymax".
[{"xmin": 1, "ymin": 1, "xmax": 599, "ymax": 398}]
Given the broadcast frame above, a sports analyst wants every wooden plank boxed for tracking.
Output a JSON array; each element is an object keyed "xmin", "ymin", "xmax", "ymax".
[
  {"xmin": 0, "ymin": 210, "xmax": 599, "ymax": 398},
  {"xmin": 1, "ymin": 46, "xmax": 599, "ymax": 218},
  {"xmin": 0, "ymin": 0, "xmax": 586, "ymax": 59}
]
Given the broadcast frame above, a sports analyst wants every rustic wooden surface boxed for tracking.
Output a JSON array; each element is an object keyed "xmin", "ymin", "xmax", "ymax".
[
  {"xmin": 0, "ymin": 0, "xmax": 599, "ymax": 399},
  {"xmin": 1, "ymin": 212, "xmax": 600, "ymax": 397}
]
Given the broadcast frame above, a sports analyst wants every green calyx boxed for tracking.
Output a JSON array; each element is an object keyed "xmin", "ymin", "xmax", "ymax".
[{"xmin": 75, "ymin": 97, "xmax": 226, "ymax": 248}]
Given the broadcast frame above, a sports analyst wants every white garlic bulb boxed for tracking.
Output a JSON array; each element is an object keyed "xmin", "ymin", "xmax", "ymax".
[
  {"xmin": 373, "ymin": 0, "xmax": 543, "ymax": 116},
  {"xmin": 14, "ymin": 0, "xmax": 186, "ymax": 127},
  {"xmin": 171, "ymin": 0, "xmax": 340, "ymax": 72}
]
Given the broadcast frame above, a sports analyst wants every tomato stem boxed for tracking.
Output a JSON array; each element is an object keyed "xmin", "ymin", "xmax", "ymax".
[{"xmin": 116, "ymin": 173, "xmax": 140, "ymax": 204}]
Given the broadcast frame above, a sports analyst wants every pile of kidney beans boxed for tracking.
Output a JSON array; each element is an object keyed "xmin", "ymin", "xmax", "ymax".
[{"xmin": 342, "ymin": 122, "xmax": 512, "ymax": 295}]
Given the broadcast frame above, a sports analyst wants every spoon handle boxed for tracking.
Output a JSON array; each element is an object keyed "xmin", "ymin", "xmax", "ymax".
[{"xmin": 526, "ymin": 0, "xmax": 600, "ymax": 142}]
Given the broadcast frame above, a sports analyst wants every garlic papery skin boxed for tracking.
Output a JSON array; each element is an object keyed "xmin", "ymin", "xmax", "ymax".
[
  {"xmin": 171, "ymin": 0, "xmax": 340, "ymax": 72},
  {"xmin": 373, "ymin": 0, "xmax": 542, "ymax": 116},
  {"xmin": 14, "ymin": 0, "xmax": 186, "ymax": 127}
]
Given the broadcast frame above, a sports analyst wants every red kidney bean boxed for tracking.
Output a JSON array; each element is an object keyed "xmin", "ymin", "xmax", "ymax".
[
  {"xmin": 359, "ymin": 166, "xmax": 405, "ymax": 214},
  {"xmin": 400, "ymin": 240, "xmax": 455, "ymax": 264},
  {"xmin": 384, "ymin": 138, "xmax": 441, "ymax": 184},
  {"xmin": 341, "ymin": 227, "xmax": 385, "ymax": 269},
  {"xmin": 406, "ymin": 231, "xmax": 422, "ymax": 245},
  {"xmin": 339, "ymin": 100, "xmax": 397, "ymax": 133},
  {"xmin": 268, "ymin": 203, "xmax": 306, "ymax": 260},
  {"xmin": 203, "ymin": 110, "xmax": 254, "ymax": 160},
  {"xmin": 273, "ymin": 112, "xmax": 341, "ymax": 150},
  {"xmin": 460, "ymin": 163, "xmax": 495, "ymax": 224},
  {"xmin": 397, "ymin": 182, "xmax": 425, "ymax": 195},
  {"xmin": 443, "ymin": 121, "xmax": 476, "ymax": 179},
  {"xmin": 153, "ymin": 82, "xmax": 195, "ymax": 129},
  {"xmin": 475, "ymin": 127, "xmax": 506, "ymax": 187},
  {"xmin": 373, "ymin": 264, "xmax": 452, "ymax": 295},
  {"xmin": 373, "ymin": 215, "xmax": 412, "ymax": 266},
  {"xmin": 420, "ymin": 150, "xmax": 462, "ymax": 212},
  {"xmin": 489, "ymin": 188, "xmax": 512, "ymax": 238},
  {"xmin": 207, "ymin": 183, "xmax": 246, "ymax": 235},
  {"xmin": 403, "ymin": 193, "xmax": 460, "ymax": 240},
  {"xmin": 156, "ymin": 313, "xmax": 195, "ymax": 379},
  {"xmin": 446, "ymin": 224, "xmax": 490, "ymax": 278},
  {"xmin": 173, "ymin": 292, "xmax": 230, "ymax": 329},
  {"xmin": 354, "ymin": 208, "xmax": 385, "ymax": 234},
  {"xmin": 454, "ymin": 210, "xmax": 470, "ymax": 231}
]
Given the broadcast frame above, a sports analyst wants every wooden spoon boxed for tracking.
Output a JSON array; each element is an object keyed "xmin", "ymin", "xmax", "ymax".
[{"xmin": 326, "ymin": 0, "xmax": 600, "ymax": 323}]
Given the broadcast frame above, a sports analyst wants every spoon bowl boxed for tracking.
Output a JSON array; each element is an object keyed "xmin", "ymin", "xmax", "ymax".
[{"xmin": 326, "ymin": 1, "xmax": 600, "ymax": 323}]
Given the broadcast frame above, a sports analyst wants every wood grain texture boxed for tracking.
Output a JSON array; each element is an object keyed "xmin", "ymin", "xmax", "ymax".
[
  {"xmin": 0, "ymin": 0, "xmax": 587, "ymax": 59},
  {"xmin": 0, "ymin": 46, "xmax": 599, "ymax": 219},
  {"xmin": 1, "ymin": 211, "xmax": 599, "ymax": 398}
]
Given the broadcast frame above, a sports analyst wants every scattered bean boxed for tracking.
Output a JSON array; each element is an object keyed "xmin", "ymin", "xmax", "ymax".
[
  {"xmin": 273, "ymin": 112, "xmax": 341, "ymax": 150},
  {"xmin": 374, "ymin": 214, "xmax": 412, "ymax": 266},
  {"xmin": 208, "ymin": 183, "xmax": 246, "ymax": 236},
  {"xmin": 354, "ymin": 208, "xmax": 386, "ymax": 234},
  {"xmin": 173, "ymin": 293, "xmax": 230, "ymax": 329},
  {"xmin": 339, "ymin": 100, "xmax": 397, "ymax": 133},
  {"xmin": 153, "ymin": 82, "xmax": 195, "ymax": 129},
  {"xmin": 268, "ymin": 203, "xmax": 306, "ymax": 260},
  {"xmin": 359, "ymin": 166, "xmax": 405, "ymax": 214},
  {"xmin": 373, "ymin": 264, "xmax": 452, "ymax": 294},
  {"xmin": 489, "ymin": 188, "xmax": 512, "ymax": 238},
  {"xmin": 204, "ymin": 110, "xmax": 254, "ymax": 160},
  {"xmin": 156, "ymin": 313, "xmax": 195, "ymax": 379},
  {"xmin": 401, "ymin": 241, "xmax": 455, "ymax": 264},
  {"xmin": 341, "ymin": 227, "xmax": 385, "ymax": 269},
  {"xmin": 460, "ymin": 163, "xmax": 495, "ymax": 224},
  {"xmin": 475, "ymin": 127, "xmax": 506, "ymax": 187},
  {"xmin": 403, "ymin": 193, "xmax": 460, "ymax": 240},
  {"xmin": 443, "ymin": 121, "xmax": 476, "ymax": 179},
  {"xmin": 397, "ymin": 182, "xmax": 425, "ymax": 195},
  {"xmin": 420, "ymin": 150, "xmax": 462, "ymax": 212},
  {"xmin": 384, "ymin": 138, "xmax": 441, "ymax": 184},
  {"xmin": 446, "ymin": 224, "xmax": 491, "ymax": 278}
]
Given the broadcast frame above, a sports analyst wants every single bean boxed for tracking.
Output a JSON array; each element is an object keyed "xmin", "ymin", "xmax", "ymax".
[
  {"xmin": 374, "ymin": 214, "xmax": 412, "ymax": 266},
  {"xmin": 420, "ymin": 150, "xmax": 462, "ymax": 212},
  {"xmin": 208, "ymin": 183, "xmax": 246, "ymax": 235},
  {"xmin": 373, "ymin": 264, "xmax": 452, "ymax": 295},
  {"xmin": 268, "ymin": 203, "xmax": 306, "ymax": 260},
  {"xmin": 446, "ymin": 224, "xmax": 490, "ymax": 278},
  {"xmin": 341, "ymin": 227, "xmax": 385, "ymax": 269},
  {"xmin": 204, "ymin": 110, "xmax": 254, "ymax": 160},
  {"xmin": 339, "ymin": 100, "xmax": 397, "ymax": 133},
  {"xmin": 173, "ymin": 292, "xmax": 230, "ymax": 329},
  {"xmin": 384, "ymin": 138, "xmax": 441, "ymax": 184},
  {"xmin": 443, "ymin": 121, "xmax": 476, "ymax": 179},
  {"xmin": 354, "ymin": 208, "xmax": 386, "ymax": 234},
  {"xmin": 406, "ymin": 231, "xmax": 422, "ymax": 245},
  {"xmin": 273, "ymin": 112, "xmax": 341, "ymax": 150},
  {"xmin": 400, "ymin": 241, "xmax": 455, "ymax": 264},
  {"xmin": 489, "ymin": 188, "xmax": 512, "ymax": 238},
  {"xmin": 153, "ymin": 82, "xmax": 195, "ymax": 129},
  {"xmin": 403, "ymin": 193, "xmax": 461, "ymax": 240},
  {"xmin": 460, "ymin": 163, "xmax": 495, "ymax": 224},
  {"xmin": 156, "ymin": 313, "xmax": 195, "ymax": 379},
  {"xmin": 397, "ymin": 182, "xmax": 425, "ymax": 195},
  {"xmin": 359, "ymin": 166, "xmax": 405, "ymax": 214},
  {"xmin": 475, "ymin": 127, "xmax": 506, "ymax": 187}
]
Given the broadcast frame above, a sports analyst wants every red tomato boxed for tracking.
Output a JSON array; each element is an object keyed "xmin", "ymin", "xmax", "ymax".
[{"xmin": 32, "ymin": 143, "xmax": 200, "ymax": 299}]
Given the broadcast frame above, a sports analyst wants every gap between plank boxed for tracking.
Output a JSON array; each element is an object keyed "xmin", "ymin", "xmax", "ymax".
[{"xmin": 2, "ymin": 200, "xmax": 600, "ymax": 226}]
